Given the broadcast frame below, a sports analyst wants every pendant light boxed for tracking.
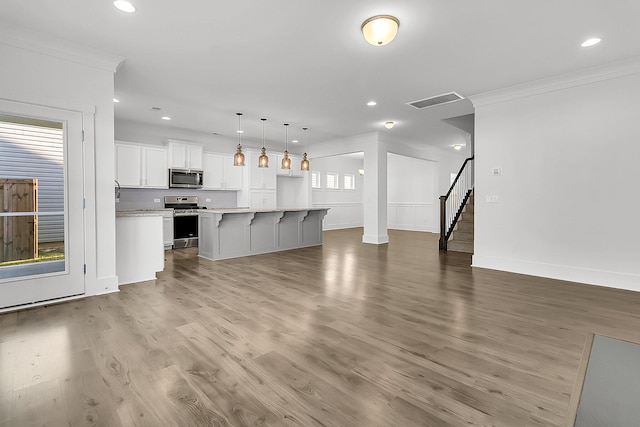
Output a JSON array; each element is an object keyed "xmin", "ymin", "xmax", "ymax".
[
  {"xmin": 258, "ymin": 118, "xmax": 269, "ymax": 168},
  {"xmin": 281, "ymin": 123, "xmax": 291, "ymax": 169},
  {"xmin": 233, "ymin": 112, "xmax": 245, "ymax": 166},
  {"xmin": 301, "ymin": 127, "xmax": 310, "ymax": 171}
]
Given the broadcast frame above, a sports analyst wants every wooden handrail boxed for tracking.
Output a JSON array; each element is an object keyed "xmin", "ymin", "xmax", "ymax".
[
  {"xmin": 439, "ymin": 156, "xmax": 474, "ymax": 251},
  {"xmin": 444, "ymin": 156, "xmax": 474, "ymax": 199}
]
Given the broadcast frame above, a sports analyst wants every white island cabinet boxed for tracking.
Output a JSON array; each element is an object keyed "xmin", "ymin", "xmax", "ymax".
[
  {"xmin": 199, "ymin": 208, "xmax": 329, "ymax": 261},
  {"xmin": 116, "ymin": 212, "xmax": 165, "ymax": 285}
]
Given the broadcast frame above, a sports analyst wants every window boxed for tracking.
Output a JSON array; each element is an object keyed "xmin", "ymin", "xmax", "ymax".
[
  {"xmin": 326, "ymin": 172, "xmax": 339, "ymax": 189},
  {"xmin": 311, "ymin": 171, "xmax": 321, "ymax": 188},
  {"xmin": 343, "ymin": 174, "xmax": 355, "ymax": 190}
]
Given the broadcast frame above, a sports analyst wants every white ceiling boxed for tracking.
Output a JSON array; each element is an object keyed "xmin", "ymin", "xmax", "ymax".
[{"xmin": 2, "ymin": 1, "xmax": 640, "ymax": 151}]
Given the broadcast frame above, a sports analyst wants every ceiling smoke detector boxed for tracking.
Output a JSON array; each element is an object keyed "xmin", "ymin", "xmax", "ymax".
[{"xmin": 407, "ymin": 92, "xmax": 464, "ymax": 109}]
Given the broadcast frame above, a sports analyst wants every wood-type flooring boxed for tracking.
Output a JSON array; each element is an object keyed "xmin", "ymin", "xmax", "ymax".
[{"xmin": 2, "ymin": 228, "xmax": 640, "ymax": 426}]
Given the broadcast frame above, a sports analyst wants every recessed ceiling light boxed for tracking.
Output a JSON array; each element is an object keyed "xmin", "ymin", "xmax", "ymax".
[
  {"xmin": 453, "ymin": 144, "xmax": 463, "ymax": 151},
  {"xmin": 581, "ymin": 38, "xmax": 601, "ymax": 47},
  {"xmin": 292, "ymin": 140, "xmax": 299, "ymax": 143},
  {"xmin": 114, "ymin": 0, "xmax": 135, "ymax": 13},
  {"xmin": 384, "ymin": 121, "xmax": 394, "ymax": 129},
  {"xmin": 367, "ymin": 101, "xmax": 377, "ymax": 106},
  {"xmin": 161, "ymin": 116, "xmax": 171, "ymax": 121},
  {"xmin": 113, "ymin": 98, "xmax": 120, "ymax": 103},
  {"xmin": 236, "ymin": 130, "xmax": 244, "ymax": 133}
]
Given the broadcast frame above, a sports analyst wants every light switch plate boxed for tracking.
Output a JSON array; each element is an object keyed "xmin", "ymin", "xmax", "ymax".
[
  {"xmin": 154, "ymin": 198, "xmax": 161, "ymax": 203},
  {"xmin": 205, "ymin": 198, "xmax": 212, "ymax": 202},
  {"xmin": 485, "ymin": 195, "xmax": 499, "ymax": 203},
  {"xmin": 492, "ymin": 167, "xmax": 503, "ymax": 176}
]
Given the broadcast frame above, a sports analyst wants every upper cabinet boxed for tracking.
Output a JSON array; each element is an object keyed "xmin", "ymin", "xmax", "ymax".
[
  {"xmin": 115, "ymin": 142, "xmax": 168, "ymax": 188},
  {"xmin": 202, "ymin": 153, "xmax": 243, "ymax": 190},
  {"xmin": 249, "ymin": 153, "xmax": 277, "ymax": 190},
  {"xmin": 276, "ymin": 154, "xmax": 305, "ymax": 177},
  {"xmin": 166, "ymin": 140, "xmax": 203, "ymax": 169}
]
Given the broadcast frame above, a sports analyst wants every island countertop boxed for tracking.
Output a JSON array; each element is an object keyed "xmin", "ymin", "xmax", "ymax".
[{"xmin": 201, "ymin": 207, "xmax": 329, "ymax": 214}]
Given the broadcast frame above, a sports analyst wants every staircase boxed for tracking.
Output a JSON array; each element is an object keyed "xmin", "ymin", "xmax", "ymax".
[{"xmin": 446, "ymin": 191, "xmax": 474, "ymax": 253}]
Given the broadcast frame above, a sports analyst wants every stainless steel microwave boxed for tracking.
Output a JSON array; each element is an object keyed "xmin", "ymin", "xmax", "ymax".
[{"xmin": 169, "ymin": 168, "xmax": 204, "ymax": 188}]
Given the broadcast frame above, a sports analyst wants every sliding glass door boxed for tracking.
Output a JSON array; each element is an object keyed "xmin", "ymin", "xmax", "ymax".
[{"xmin": 0, "ymin": 99, "xmax": 85, "ymax": 309}]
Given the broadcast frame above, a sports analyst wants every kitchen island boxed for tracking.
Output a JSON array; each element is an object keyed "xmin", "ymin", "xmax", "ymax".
[
  {"xmin": 198, "ymin": 208, "xmax": 329, "ymax": 261},
  {"xmin": 115, "ymin": 211, "xmax": 166, "ymax": 285}
]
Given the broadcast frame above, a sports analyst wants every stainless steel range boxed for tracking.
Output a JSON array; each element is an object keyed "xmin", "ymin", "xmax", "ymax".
[{"xmin": 164, "ymin": 196, "xmax": 205, "ymax": 248}]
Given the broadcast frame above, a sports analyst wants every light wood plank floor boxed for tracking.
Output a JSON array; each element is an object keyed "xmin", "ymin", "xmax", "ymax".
[{"xmin": 2, "ymin": 228, "xmax": 640, "ymax": 426}]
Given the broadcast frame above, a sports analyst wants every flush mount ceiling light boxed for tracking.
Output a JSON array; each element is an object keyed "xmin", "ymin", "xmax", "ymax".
[
  {"xmin": 384, "ymin": 121, "xmax": 394, "ymax": 129},
  {"xmin": 259, "ymin": 118, "xmax": 269, "ymax": 168},
  {"xmin": 358, "ymin": 169, "xmax": 365, "ymax": 176},
  {"xmin": 301, "ymin": 127, "xmax": 310, "ymax": 171},
  {"xmin": 233, "ymin": 112, "xmax": 245, "ymax": 166},
  {"xmin": 581, "ymin": 37, "xmax": 601, "ymax": 47},
  {"xmin": 113, "ymin": 98, "xmax": 120, "ymax": 103},
  {"xmin": 361, "ymin": 15, "xmax": 400, "ymax": 46},
  {"xmin": 161, "ymin": 116, "xmax": 171, "ymax": 121},
  {"xmin": 367, "ymin": 101, "xmax": 377, "ymax": 106},
  {"xmin": 113, "ymin": 0, "xmax": 135, "ymax": 13}
]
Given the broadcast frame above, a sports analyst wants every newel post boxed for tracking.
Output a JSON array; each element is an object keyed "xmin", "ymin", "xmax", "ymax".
[{"xmin": 439, "ymin": 195, "xmax": 447, "ymax": 251}]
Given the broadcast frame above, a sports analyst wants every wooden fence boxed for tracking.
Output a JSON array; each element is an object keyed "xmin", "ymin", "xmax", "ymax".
[{"xmin": 0, "ymin": 178, "xmax": 38, "ymax": 262}]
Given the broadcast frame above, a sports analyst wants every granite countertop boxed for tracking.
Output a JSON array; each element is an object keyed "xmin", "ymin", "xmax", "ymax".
[
  {"xmin": 116, "ymin": 211, "xmax": 167, "ymax": 218},
  {"xmin": 201, "ymin": 207, "xmax": 330, "ymax": 214},
  {"xmin": 116, "ymin": 208, "xmax": 174, "ymax": 212}
]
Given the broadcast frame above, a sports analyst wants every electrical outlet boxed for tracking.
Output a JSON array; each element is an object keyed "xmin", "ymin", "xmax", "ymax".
[
  {"xmin": 492, "ymin": 167, "xmax": 503, "ymax": 176},
  {"xmin": 205, "ymin": 198, "xmax": 212, "ymax": 202},
  {"xmin": 154, "ymin": 198, "xmax": 161, "ymax": 203}
]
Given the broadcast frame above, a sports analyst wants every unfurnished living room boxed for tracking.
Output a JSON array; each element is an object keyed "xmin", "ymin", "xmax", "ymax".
[{"xmin": 1, "ymin": 1, "xmax": 640, "ymax": 426}]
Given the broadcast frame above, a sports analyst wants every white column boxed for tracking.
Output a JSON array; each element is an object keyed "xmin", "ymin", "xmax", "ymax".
[{"xmin": 362, "ymin": 135, "xmax": 388, "ymax": 244}]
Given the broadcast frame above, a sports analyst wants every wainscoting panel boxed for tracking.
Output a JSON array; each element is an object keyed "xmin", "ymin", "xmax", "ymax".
[
  {"xmin": 387, "ymin": 203, "xmax": 436, "ymax": 232},
  {"xmin": 314, "ymin": 203, "xmax": 363, "ymax": 230}
]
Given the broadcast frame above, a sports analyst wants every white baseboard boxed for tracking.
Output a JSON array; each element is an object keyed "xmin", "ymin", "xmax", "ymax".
[
  {"xmin": 472, "ymin": 254, "xmax": 640, "ymax": 292},
  {"xmin": 388, "ymin": 225, "xmax": 438, "ymax": 233},
  {"xmin": 362, "ymin": 234, "xmax": 389, "ymax": 244},
  {"xmin": 90, "ymin": 275, "xmax": 120, "ymax": 295},
  {"xmin": 323, "ymin": 223, "xmax": 363, "ymax": 231}
]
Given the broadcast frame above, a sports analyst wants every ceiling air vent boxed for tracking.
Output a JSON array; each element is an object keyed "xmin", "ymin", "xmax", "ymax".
[{"xmin": 407, "ymin": 92, "xmax": 464, "ymax": 109}]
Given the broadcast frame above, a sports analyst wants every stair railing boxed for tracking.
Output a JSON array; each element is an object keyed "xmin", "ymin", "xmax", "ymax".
[{"xmin": 439, "ymin": 156, "xmax": 474, "ymax": 251}]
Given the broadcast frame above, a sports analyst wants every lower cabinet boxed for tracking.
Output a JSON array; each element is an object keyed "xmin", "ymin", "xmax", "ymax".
[{"xmin": 250, "ymin": 190, "xmax": 276, "ymax": 209}]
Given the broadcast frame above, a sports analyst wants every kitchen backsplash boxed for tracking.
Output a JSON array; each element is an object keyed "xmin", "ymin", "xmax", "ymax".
[{"xmin": 116, "ymin": 188, "xmax": 238, "ymax": 210}]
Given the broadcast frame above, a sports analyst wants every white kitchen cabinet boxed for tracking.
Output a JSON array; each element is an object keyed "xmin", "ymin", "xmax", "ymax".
[
  {"xmin": 250, "ymin": 158, "xmax": 277, "ymax": 190},
  {"xmin": 202, "ymin": 153, "xmax": 244, "ymax": 190},
  {"xmin": 291, "ymin": 155, "xmax": 305, "ymax": 177},
  {"xmin": 276, "ymin": 154, "xmax": 304, "ymax": 177},
  {"xmin": 250, "ymin": 190, "xmax": 276, "ymax": 209},
  {"xmin": 167, "ymin": 140, "xmax": 203, "ymax": 169},
  {"xmin": 142, "ymin": 146, "xmax": 168, "ymax": 188},
  {"xmin": 115, "ymin": 142, "xmax": 168, "ymax": 189},
  {"xmin": 115, "ymin": 143, "xmax": 142, "ymax": 187}
]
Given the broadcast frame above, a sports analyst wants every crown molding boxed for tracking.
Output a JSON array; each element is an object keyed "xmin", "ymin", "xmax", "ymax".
[
  {"xmin": 0, "ymin": 22, "xmax": 125, "ymax": 73},
  {"xmin": 470, "ymin": 56, "xmax": 640, "ymax": 108}
]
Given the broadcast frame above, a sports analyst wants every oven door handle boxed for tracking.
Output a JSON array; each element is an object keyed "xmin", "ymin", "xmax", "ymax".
[{"xmin": 174, "ymin": 212, "xmax": 199, "ymax": 217}]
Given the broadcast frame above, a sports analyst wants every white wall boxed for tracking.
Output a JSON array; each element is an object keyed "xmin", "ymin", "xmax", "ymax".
[
  {"xmin": 0, "ymin": 29, "xmax": 123, "ymax": 296},
  {"xmin": 387, "ymin": 153, "xmax": 438, "ymax": 232},
  {"xmin": 311, "ymin": 154, "xmax": 364, "ymax": 230},
  {"xmin": 472, "ymin": 63, "xmax": 640, "ymax": 291}
]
